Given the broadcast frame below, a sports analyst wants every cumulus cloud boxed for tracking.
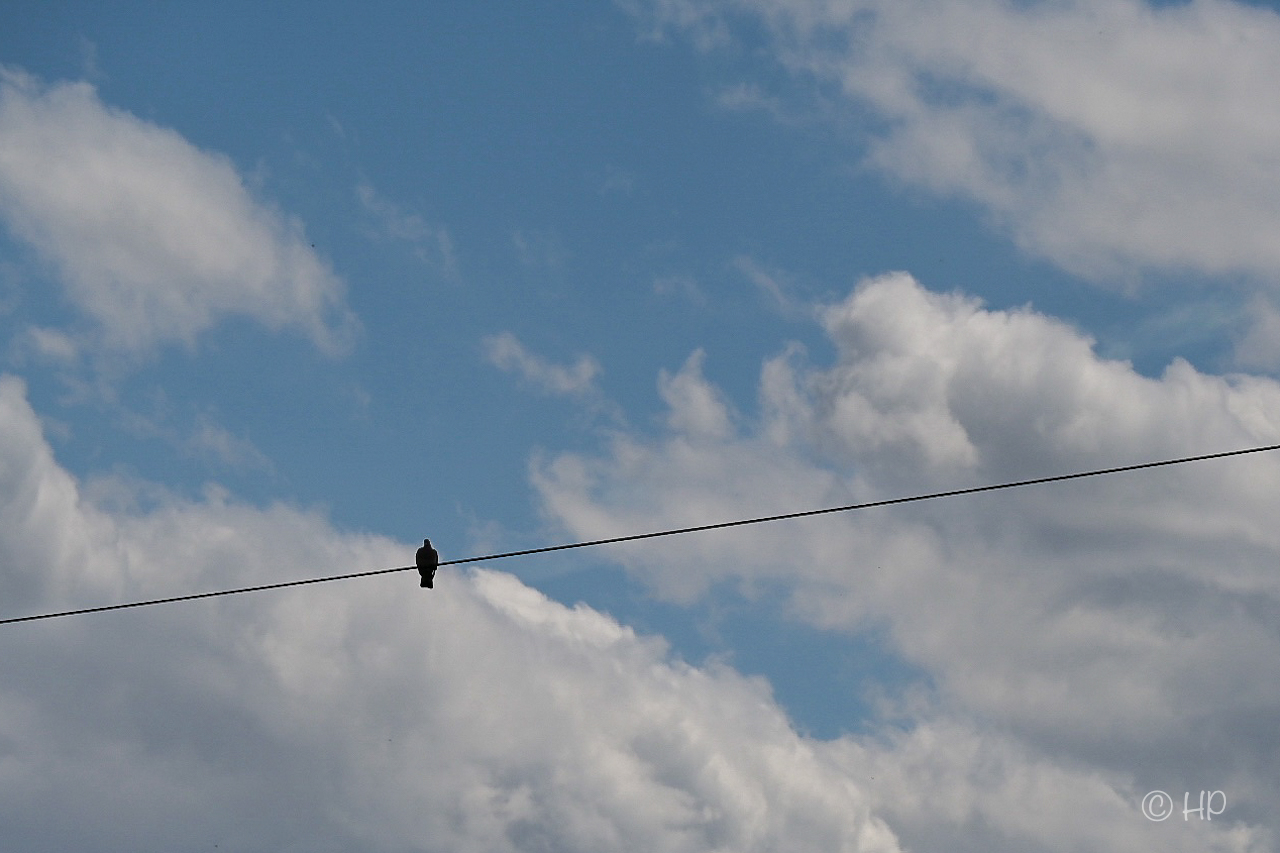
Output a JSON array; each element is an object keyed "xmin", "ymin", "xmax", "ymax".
[
  {"xmin": 532, "ymin": 272, "xmax": 1280, "ymax": 849},
  {"xmin": 0, "ymin": 69, "xmax": 357, "ymax": 357},
  {"xmin": 659, "ymin": 350, "xmax": 732, "ymax": 438},
  {"xmin": 638, "ymin": 0, "xmax": 1280, "ymax": 284},
  {"xmin": 832, "ymin": 716, "xmax": 1263, "ymax": 853},
  {"xmin": 0, "ymin": 372, "xmax": 900, "ymax": 853}
]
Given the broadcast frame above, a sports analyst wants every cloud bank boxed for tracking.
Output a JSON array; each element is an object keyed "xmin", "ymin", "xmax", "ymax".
[
  {"xmin": 0, "ymin": 373, "xmax": 899, "ymax": 853},
  {"xmin": 0, "ymin": 70, "xmax": 357, "ymax": 358},
  {"xmin": 533, "ymin": 272, "xmax": 1280, "ymax": 850}
]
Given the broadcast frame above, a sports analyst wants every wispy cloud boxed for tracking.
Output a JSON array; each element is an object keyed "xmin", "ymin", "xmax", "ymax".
[
  {"xmin": 733, "ymin": 255, "xmax": 808, "ymax": 315},
  {"xmin": 111, "ymin": 395, "xmax": 274, "ymax": 475},
  {"xmin": 511, "ymin": 228, "xmax": 568, "ymax": 270},
  {"xmin": 653, "ymin": 272, "xmax": 706, "ymax": 304},
  {"xmin": 356, "ymin": 181, "xmax": 457, "ymax": 276},
  {"xmin": 14, "ymin": 326, "xmax": 80, "ymax": 365},
  {"xmin": 595, "ymin": 165, "xmax": 637, "ymax": 197},
  {"xmin": 483, "ymin": 332, "xmax": 603, "ymax": 398},
  {"xmin": 184, "ymin": 415, "xmax": 274, "ymax": 473},
  {"xmin": 638, "ymin": 0, "xmax": 1280, "ymax": 287}
]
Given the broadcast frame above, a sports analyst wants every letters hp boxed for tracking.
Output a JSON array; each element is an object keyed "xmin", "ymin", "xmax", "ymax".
[{"xmin": 1183, "ymin": 791, "xmax": 1226, "ymax": 821}]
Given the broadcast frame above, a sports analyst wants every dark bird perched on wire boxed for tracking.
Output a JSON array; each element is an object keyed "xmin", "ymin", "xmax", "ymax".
[{"xmin": 416, "ymin": 538, "xmax": 439, "ymax": 589}]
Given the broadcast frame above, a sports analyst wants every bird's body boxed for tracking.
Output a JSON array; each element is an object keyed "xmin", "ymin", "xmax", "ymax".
[{"xmin": 416, "ymin": 539, "xmax": 439, "ymax": 589}]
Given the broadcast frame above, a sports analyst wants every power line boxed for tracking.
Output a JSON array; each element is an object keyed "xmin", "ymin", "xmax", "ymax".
[{"xmin": 2, "ymin": 443, "xmax": 1277, "ymax": 627}]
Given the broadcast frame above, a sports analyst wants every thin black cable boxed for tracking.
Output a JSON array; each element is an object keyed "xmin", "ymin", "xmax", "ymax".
[{"xmin": 2, "ymin": 443, "xmax": 1277, "ymax": 626}]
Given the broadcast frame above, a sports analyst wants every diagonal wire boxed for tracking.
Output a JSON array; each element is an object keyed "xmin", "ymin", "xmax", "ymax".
[{"xmin": 2, "ymin": 443, "xmax": 1277, "ymax": 626}]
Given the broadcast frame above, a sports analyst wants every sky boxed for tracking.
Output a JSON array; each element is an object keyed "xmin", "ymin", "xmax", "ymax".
[{"xmin": 2, "ymin": 1, "xmax": 1280, "ymax": 850}]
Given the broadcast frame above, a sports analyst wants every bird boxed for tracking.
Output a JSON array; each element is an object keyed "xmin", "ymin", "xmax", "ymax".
[{"xmin": 416, "ymin": 538, "xmax": 439, "ymax": 589}]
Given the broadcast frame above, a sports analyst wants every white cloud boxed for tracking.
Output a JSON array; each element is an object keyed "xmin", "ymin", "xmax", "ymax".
[
  {"xmin": 0, "ymin": 371, "xmax": 901, "ymax": 853},
  {"xmin": 831, "ymin": 715, "xmax": 1264, "ymax": 853},
  {"xmin": 659, "ymin": 349, "xmax": 736, "ymax": 440},
  {"xmin": 531, "ymin": 272, "xmax": 1280, "ymax": 849},
  {"xmin": 0, "ymin": 69, "xmax": 357, "ymax": 357},
  {"xmin": 639, "ymin": 0, "xmax": 1280, "ymax": 284},
  {"xmin": 483, "ymin": 331, "xmax": 604, "ymax": 398}
]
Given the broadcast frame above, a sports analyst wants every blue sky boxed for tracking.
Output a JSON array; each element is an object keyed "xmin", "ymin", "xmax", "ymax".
[{"xmin": 3, "ymin": 2, "xmax": 1280, "ymax": 851}]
